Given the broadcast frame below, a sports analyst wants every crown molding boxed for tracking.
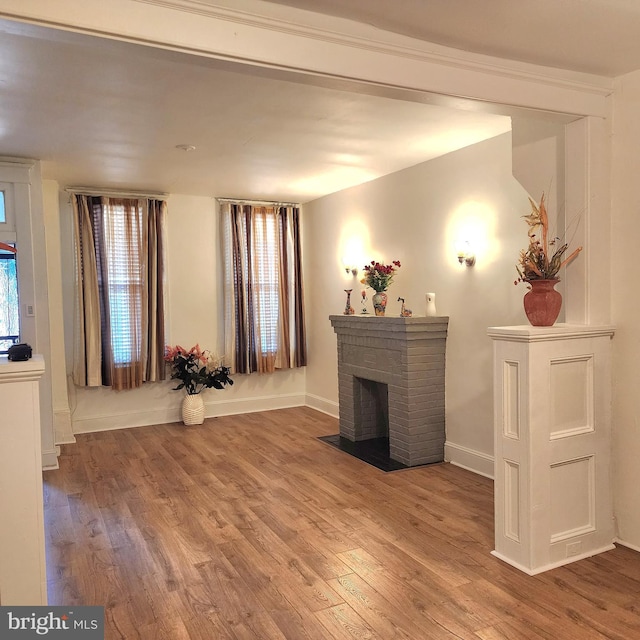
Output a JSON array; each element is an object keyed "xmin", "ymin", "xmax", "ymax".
[
  {"xmin": 0, "ymin": 157, "xmax": 37, "ymax": 169},
  {"xmin": 134, "ymin": 0, "xmax": 613, "ymax": 98}
]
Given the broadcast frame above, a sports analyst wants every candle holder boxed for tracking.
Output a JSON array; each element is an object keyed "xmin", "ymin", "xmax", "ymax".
[{"xmin": 360, "ymin": 290, "xmax": 369, "ymax": 314}]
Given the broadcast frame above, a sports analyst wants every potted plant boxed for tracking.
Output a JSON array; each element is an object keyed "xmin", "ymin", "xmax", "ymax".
[
  {"xmin": 165, "ymin": 344, "xmax": 233, "ymax": 425},
  {"xmin": 361, "ymin": 260, "xmax": 401, "ymax": 316},
  {"xmin": 515, "ymin": 194, "xmax": 582, "ymax": 326}
]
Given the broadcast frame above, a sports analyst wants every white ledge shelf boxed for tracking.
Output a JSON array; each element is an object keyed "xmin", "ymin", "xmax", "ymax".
[{"xmin": 488, "ymin": 323, "xmax": 616, "ymax": 343}]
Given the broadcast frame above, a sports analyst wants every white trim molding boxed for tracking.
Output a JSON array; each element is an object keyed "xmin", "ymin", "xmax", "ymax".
[
  {"xmin": 54, "ymin": 409, "xmax": 76, "ymax": 445},
  {"xmin": 72, "ymin": 392, "xmax": 307, "ymax": 433},
  {"xmin": 305, "ymin": 393, "xmax": 339, "ymax": 419},
  {"xmin": 444, "ymin": 441, "xmax": 494, "ymax": 479},
  {"xmin": 133, "ymin": 0, "xmax": 612, "ymax": 97},
  {"xmin": 42, "ymin": 446, "xmax": 60, "ymax": 470},
  {"xmin": 491, "ymin": 543, "xmax": 616, "ymax": 576}
]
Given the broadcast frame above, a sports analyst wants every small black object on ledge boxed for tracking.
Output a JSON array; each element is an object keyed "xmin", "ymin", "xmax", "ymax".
[{"xmin": 7, "ymin": 343, "xmax": 32, "ymax": 361}]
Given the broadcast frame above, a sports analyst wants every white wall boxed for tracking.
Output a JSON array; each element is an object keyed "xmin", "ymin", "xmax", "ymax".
[
  {"xmin": 59, "ymin": 192, "xmax": 306, "ymax": 433},
  {"xmin": 611, "ymin": 69, "xmax": 640, "ymax": 551},
  {"xmin": 303, "ymin": 133, "xmax": 530, "ymax": 475},
  {"xmin": 43, "ymin": 180, "xmax": 74, "ymax": 445}
]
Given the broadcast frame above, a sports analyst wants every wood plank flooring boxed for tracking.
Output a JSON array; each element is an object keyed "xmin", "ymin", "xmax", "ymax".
[{"xmin": 44, "ymin": 407, "xmax": 640, "ymax": 639}]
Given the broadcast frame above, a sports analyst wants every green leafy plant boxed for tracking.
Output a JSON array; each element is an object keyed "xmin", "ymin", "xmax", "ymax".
[
  {"xmin": 165, "ymin": 344, "xmax": 233, "ymax": 395},
  {"xmin": 516, "ymin": 194, "xmax": 582, "ymax": 283}
]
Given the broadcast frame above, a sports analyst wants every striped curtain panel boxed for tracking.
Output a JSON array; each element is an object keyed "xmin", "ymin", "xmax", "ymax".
[
  {"xmin": 221, "ymin": 202, "xmax": 307, "ymax": 374},
  {"xmin": 72, "ymin": 195, "xmax": 167, "ymax": 390}
]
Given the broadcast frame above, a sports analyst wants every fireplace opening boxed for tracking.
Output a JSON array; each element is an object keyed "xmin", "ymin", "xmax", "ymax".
[
  {"xmin": 353, "ymin": 377, "xmax": 389, "ymax": 441},
  {"xmin": 319, "ymin": 377, "xmax": 410, "ymax": 471}
]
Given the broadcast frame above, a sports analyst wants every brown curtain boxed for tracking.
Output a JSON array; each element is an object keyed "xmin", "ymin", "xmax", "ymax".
[
  {"xmin": 221, "ymin": 202, "xmax": 307, "ymax": 374},
  {"xmin": 72, "ymin": 195, "xmax": 166, "ymax": 390}
]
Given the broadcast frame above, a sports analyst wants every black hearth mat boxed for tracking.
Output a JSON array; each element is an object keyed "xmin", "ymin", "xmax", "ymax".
[{"xmin": 318, "ymin": 434, "xmax": 432, "ymax": 472}]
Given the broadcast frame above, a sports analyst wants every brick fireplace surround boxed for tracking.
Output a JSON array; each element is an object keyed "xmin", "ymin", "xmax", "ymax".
[{"xmin": 330, "ymin": 315, "xmax": 449, "ymax": 467}]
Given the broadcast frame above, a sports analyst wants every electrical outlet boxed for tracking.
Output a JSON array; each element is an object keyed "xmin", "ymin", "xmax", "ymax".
[{"xmin": 567, "ymin": 541, "xmax": 582, "ymax": 557}]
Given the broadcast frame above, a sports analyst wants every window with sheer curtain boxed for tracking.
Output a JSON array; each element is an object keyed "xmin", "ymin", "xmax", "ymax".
[
  {"xmin": 221, "ymin": 201, "xmax": 307, "ymax": 374},
  {"xmin": 72, "ymin": 194, "xmax": 166, "ymax": 390}
]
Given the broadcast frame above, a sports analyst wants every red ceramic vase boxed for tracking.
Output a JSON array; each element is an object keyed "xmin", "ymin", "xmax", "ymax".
[{"xmin": 523, "ymin": 279, "xmax": 562, "ymax": 326}]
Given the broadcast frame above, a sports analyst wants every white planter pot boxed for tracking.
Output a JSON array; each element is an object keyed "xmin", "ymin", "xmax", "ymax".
[{"xmin": 181, "ymin": 394, "xmax": 205, "ymax": 425}]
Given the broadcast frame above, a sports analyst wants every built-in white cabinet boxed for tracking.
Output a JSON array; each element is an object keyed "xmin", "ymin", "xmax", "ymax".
[
  {"xmin": 488, "ymin": 324, "xmax": 615, "ymax": 574},
  {"xmin": 0, "ymin": 355, "xmax": 47, "ymax": 604}
]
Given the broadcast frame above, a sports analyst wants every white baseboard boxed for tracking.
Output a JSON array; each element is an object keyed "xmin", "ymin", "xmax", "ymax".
[
  {"xmin": 305, "ymin": 393, "xmax": 339, "ymax": 418},
  {"xmin": 72, "ymin": 407, "xmax": 179, "ymax": 433},
  {"xmin": 42, "ymin": 446, "xmax": 60, "ymax": 470},
  {"xmin": 445, "ymin": 441, "xmax": 494, "ymax": 479},
  {"xmin": 72, "ymin": 393, "xmax": 307, "ymax": 434},
  {"xmin": 491, "ymin": 544, "xmax": 616, "ymax": 575},
  {"xmin": 54, "ymin": 409, "xmax": 76, "ymax": 445},
  {"xmin": 614, "ymin": 538, "xmax": 640, "ymax": 554},
  {"xmin": 205, "ymin": 393, "xmax": 306, "ymax": 417}
]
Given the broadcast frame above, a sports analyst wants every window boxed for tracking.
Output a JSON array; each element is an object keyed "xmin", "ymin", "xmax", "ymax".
[
  {"xmin": 0, "ymin": 191, "xmax": 5, "ymax": 223},
  {"xmin": 221, "ymin": 201, "xmax": 306, "ymax": 374},
  {"xmin": 0, "ymin": 243, "xmax": 18, "ymax": 354},
  {"xmin": 253, "ymin": 209, "xmax": 280, "ymax": 353},
  {"xmin": 72, "ymin": 195, "xmax": 166, "ymax": 390},
  {"xmin": 92, "ymin": 200, "xmax": 143, "ymax": 366}
]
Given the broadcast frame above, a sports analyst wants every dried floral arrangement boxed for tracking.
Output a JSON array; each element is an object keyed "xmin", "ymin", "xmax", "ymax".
[{"xmin": 515, "ymin": 194, "xmax": 582, "ymax": 284}]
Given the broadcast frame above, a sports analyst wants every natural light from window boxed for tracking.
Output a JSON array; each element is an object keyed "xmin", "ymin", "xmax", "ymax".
[
  {"xmin": 254, "ymin": 211, "xmax": 279, "ymax": 353},
  {"xmin": 0, "ymin": 243, "xmax": 18, "ymax": 354},
  {"xmin": 105, "ymin": 202, "xmax": 142, "ymax": 366}
]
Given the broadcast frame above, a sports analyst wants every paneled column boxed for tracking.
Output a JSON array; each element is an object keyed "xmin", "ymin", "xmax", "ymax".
[{"xmin": 488, "ymin": 324, "xmax": 615, "ymax": 574}]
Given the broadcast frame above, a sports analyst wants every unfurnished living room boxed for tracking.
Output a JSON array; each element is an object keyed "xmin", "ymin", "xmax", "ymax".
[{"xmin": 1, "ymin": 1, "xmax": 640, "ymax": 639}]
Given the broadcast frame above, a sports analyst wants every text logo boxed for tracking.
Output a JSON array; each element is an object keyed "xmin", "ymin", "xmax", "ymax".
[{"xmin": 1, "ymin": 607, "xmax": 104, "ymax": 639}]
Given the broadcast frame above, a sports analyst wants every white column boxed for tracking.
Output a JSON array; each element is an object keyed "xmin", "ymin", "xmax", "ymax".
[
  {"xmin": 0, "ymin": 354, "xmax": 47, "ymax": 604},
  {"xmin": 488, "ymin": 324, "xmax": 615, "ymax": 575}
]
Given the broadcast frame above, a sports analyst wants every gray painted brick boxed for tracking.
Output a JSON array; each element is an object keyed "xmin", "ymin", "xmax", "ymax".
[{"xmin": 330, "ymin": 315, "xmax": 448, "ymax": 467}]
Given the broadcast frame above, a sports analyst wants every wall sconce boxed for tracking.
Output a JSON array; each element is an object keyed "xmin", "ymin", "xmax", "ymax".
[
  {"xmin": 343, "ymin": 263, "xmax": 358, "ymax": 276},
  {"xmin": 456, "ymin": 241, "xmax": 476, "ymax": 267}
]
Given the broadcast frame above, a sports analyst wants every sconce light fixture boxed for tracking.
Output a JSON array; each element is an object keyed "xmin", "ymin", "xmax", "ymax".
[
  {"xmin": 342, "ymin": 255, "xmax": 358, "ymax": 276},
  {"xmin": 456, "ymin": 241, "xmax": 476, "ymax": 267}
]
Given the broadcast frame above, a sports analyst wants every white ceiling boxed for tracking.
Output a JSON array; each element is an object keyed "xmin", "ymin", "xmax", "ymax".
[{"xmin": 3, "ymin": 0, "xmax": 634, "ymax": 203}]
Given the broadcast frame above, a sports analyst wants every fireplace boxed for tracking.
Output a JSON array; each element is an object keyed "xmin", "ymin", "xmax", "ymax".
[{"xmin": 330, "ymin": 315, "xmax": 449, "ymax": 467}]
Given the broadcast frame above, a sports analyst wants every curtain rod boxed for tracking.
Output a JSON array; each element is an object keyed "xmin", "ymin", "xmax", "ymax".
[
  {"xmin": 65, "ymin": 187, "xmax": 168, "ymax": 200},
  {"xmin": 216, "ymin": 197, "xmax": 300, "ymax": 207}
]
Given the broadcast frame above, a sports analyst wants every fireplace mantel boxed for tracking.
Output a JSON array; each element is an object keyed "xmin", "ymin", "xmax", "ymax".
[{"xmin": 330, "ymin": 315, "xmax": 449, "ymax": 467}]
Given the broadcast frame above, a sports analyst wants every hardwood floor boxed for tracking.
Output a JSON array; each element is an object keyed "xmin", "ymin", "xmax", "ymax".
[{"xmin": 44, "ymin": 407, "xmax": 640, "ymax": 639}]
